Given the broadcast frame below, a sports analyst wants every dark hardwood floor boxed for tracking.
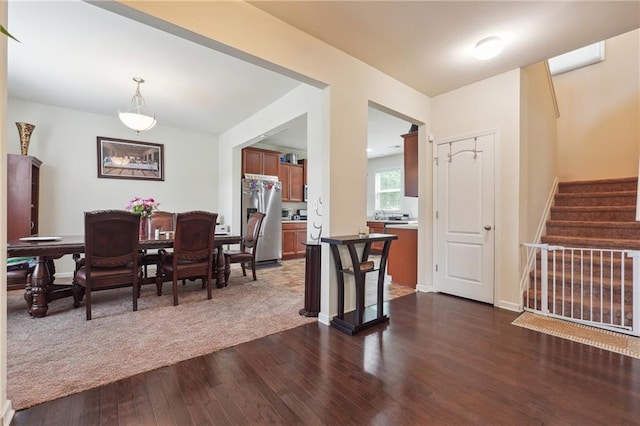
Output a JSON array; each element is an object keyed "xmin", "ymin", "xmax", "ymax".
[{"xmin": 12, "ymin": 292, "xmax": 640, "ymax": 425}]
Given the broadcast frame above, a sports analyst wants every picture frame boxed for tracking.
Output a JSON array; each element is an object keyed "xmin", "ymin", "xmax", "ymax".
[{"xmin": 97, "ymin": 136, "xmax": 164, "ymax": 181}]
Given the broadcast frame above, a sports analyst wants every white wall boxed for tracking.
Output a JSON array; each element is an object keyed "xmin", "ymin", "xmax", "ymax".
[
  {"xmin": 366, "ymin": 154, "xmax": 419, "ymax": 218},
  {"xmin": 7, "ymin": 99, "xmax": 218, "ymax": 274},
  {"xmin": 431, "ymin": 70, "xmax": 521, "ymax": 310}
]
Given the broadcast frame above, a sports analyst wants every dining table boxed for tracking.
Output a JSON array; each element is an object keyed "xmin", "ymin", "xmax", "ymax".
[{"xmin": 7, "ymin": 233, "xmax": 242, "ymax": 318}]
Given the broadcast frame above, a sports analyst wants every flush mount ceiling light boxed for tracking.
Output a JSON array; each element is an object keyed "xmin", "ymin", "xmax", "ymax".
[
  {"xmin": 119, "ymin": 77, "xmax": 157, "ymax": 134},
  {"xmin": 474, "ymin": 36, "xmax": 504, "ymax": 60}
]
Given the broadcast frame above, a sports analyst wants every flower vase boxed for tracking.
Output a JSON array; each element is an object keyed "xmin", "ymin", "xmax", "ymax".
[
  {"xmin": 139, "ymin": 217, "xmax": 149, "ymax": 240},
  {"xmin": 16, "ymin": 122, "xmax": 35, "ymax": 156}
]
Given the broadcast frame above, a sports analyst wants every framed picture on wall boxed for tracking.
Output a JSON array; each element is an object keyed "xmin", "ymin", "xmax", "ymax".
[{"xmin": 97, "ymin": 136, "xmax": 164, "ymax": 181}]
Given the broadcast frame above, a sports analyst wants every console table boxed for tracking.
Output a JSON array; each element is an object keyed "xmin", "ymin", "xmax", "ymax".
[{"xmin": 321, "ymin": 233, "xmax": 397, "ymax": 335}]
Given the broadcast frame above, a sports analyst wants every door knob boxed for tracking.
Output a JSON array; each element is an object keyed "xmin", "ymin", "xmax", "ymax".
[{"xmin": 484, "ymin": 225, "xmax": 492, "ymax": 230}]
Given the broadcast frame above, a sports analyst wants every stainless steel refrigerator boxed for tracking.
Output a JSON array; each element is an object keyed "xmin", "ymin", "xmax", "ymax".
[{"xmin": 241, "ymin": 174, "xmax": 282, "ymax": 263}]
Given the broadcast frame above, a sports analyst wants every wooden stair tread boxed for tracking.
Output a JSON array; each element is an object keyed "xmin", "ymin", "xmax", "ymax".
[
  {"xmin": 540, "ymin": 235, "xmax": 640, "ymax": 250},
  {"xmin": 546, "ymin": 220, "xmax": 640, "ymax": 229},
  {"xmin": 559, "ymin": 176, "xmax": 637, "ymax": 186},
  {"xmin": 550, "ymin": 205, "xmax": 636, "ymax": 212},
  {"xmin": 555, "ymin": 190, "xmax": 637, "ymax": 198}
]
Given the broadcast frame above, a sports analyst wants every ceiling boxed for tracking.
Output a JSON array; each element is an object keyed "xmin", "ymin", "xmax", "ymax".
[{"xmin": 7, "ymin": 1, "xmax": 640, "ymax": 157}]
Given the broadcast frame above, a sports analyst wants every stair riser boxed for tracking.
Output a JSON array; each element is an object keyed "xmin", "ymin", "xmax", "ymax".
[
  {"xmin": 527, "ymin": 275, "xmax": 633, "ymax": 302},
  {"xmin": 531, "ymin": 268, "xmax": 632, "ymax": 285},
  {"xmin": 524, "ymin": 294, "xmax": 632, "ymax": 326},
  {"xmin": 558, "ymin": 180, "xmax": 638, "ymax": 194},
  {"xmin": 532, "ymin": 254, "xmax": 633, "ymax": 280},
  {"xmin": 546, "ymin": 224, "xmax": 640, "ymax": 240},
  {"xmin": 554, "ymin": 194, "xmax": 636, "ymax": 207},
  {"xmin": 535, "ymin": 253, "xmax": 633, "ymax": 268},
  {"xmin": 549, "ymin": 210, "xmax": 636, "ymax": 222},
  {"xmin": 558, "ymin": 181, "xmax": 638, "ymax": 194}
]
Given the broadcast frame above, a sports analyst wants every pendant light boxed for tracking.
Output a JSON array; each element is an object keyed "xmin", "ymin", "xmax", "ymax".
[{"xmin": 119, "ymin": 77, "xmax": 157, "ymax": 134}]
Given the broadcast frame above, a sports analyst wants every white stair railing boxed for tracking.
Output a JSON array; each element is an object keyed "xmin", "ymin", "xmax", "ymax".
[{"xmin": 523, "ymin": 243, "xmax": 640, "ymax": 336}]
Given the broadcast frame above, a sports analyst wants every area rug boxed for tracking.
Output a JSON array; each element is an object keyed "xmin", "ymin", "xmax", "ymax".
[
  {"xmin": 512, "ymin": 311, "xmax": 640, "ymax": 359},
  {"xmin": 6, "ymin": 261, "xmax": 315, "ymax": 410}
]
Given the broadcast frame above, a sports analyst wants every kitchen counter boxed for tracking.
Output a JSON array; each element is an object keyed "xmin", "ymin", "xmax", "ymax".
[
  {"xmin": 282, "ymin": 219, "xmax": 307, "ymax": 223},
  {"xmin": 385, "ymin": 223, "xmax": 418, "ymax": 230},
  {"xmin": 366, "ymin": 218, "xmax": 418, "ymax": 224}
]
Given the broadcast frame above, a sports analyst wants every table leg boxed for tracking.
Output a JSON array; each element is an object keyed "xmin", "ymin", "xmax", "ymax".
[
  {"xmin": 216, "ymin": 245, "xmax": 226, "ymax": 288},
  {"xmin": 26, "ymin": 256, "xmax": 51, "ymax": 317}
]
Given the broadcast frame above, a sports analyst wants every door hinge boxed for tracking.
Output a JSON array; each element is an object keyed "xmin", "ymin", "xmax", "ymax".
[
  {"xmin": 435, "ymin": 264, "xmax": 438, "ymax": 272},
  {"xmin": 436, "ymin": 211, "xmax": 439, "ymax": 219}
]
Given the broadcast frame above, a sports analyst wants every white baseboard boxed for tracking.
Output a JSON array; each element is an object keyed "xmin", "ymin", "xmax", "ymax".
[
  {"xmin": 416, "ymin": 283, "xmax": 432, "ymax": 292},
  {"xmin": 498, "ymin": 300, "xmax": 522, "ymax": 312},
  {"xmin": 317, "ymin": 312, "xmax": 331, "ymax": 326},
  {"xmin": 2, "ymin": 400, "xmax": 14, "ymax": 426}
]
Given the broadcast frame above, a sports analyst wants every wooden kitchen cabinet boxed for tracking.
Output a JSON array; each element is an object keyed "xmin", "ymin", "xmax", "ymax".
[
  {"xmin": 386, "ymin": 226, "xmax": 417, "ymax": 287},
  {"xmin": 8, "ymin": 154, "xmax": 42, "ymax": 241},
  {"xmin": 366, "ymin": 221, "xmax": 386, "ymax": 254},
  {"xmin": 279, "ymin": 163, "xmax": 304, "ymax": 202},
  {"xmin": 242, "ymin": 147, "xmax": 280, "ymax": 176},
  {"xmin": 402, "ymin": 131, "xmax": 418, "ymax": 197},
  {"xmin": 282, "ymin": 221, "xmax": 307, "ymax": 259}
]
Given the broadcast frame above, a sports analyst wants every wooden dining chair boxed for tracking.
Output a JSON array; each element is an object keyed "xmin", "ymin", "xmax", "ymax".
[
  {"xmin": 141, "ymin": 211, "xmax": 176, "ymax": 281},
  {"xmin": 71, "ymin": 210, "xmax": 142, "ymax": 320},
  {"xmin": 156, "ymin": 211, "xmax": 218, "ymax": 306},
  {"xmin": 224, "ymin": 212, "xmax": 266, "ymax": 281}
]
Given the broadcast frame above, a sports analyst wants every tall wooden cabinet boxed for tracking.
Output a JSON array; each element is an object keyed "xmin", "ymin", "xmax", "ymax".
[
  {"xmin": 242, "ymin": 147, "xmax": 280, "ymax": 176},
  {"xmin": 8, "ymin": 154, "xmax": 42, "ymax": 241},
  {"xmin": 402, "ymin": 131, "xmax": 418, "ymax": 197}
]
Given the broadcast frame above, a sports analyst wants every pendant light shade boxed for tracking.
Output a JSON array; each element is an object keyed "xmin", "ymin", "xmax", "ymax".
[{"xmin": 119, "ymin": 77, "xmax": 157, "ymax": 134}]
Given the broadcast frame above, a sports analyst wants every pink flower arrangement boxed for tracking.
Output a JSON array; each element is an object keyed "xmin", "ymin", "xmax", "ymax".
[{"xmin": 125, "ymin": 196, "xmax": 160, "ymax": 218}]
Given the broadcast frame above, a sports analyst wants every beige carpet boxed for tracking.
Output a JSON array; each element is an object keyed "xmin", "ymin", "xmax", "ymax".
[
  {"xmin": 513, "ymin": 311, "xmax": 640, "ymax": 359},
  {"xmin": 7, "ymin": 261, "xmax": 316, "ymax": 410}
]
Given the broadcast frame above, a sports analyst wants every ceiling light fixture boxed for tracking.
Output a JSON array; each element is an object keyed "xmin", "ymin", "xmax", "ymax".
[
  {"xmin": 474, "ymin": 36, "xmax": 504, "ymax": 60},
  {"xmin": 119, "ymin": 77, "xmax": 157, "ymax": 134}
]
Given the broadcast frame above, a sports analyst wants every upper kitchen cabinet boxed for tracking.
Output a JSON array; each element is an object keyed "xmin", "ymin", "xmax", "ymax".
[
  {"xmin": 279, "ymin": 162, "xmax": 304, "ymax": 202},
  {"xmin": 402, "ymin": 131, "xmax": 418, "ymax": 197},
  {"xmin": 242, "ymin": 147, "xmax": 280, "ymax": 176}
]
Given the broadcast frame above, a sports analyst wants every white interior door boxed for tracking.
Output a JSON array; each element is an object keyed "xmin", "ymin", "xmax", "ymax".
[{"xmin": 435, "ymin": 134, "xmax": 495, "ymax": 303}]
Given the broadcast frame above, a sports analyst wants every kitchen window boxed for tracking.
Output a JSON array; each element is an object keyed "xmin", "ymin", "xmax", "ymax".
[{"xmin": 375, "ymin": 168, "xmax": 401, "ymax": 211}]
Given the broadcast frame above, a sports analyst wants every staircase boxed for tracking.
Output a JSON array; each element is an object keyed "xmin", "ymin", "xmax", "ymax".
[{"xmin": 524, "ymin": 177, "xmax": 639, "ymax": 333}]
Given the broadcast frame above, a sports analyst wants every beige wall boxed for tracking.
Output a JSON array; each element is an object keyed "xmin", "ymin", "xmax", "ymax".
[
  {"xmin": 555, "ymin": 29, "xmax": 640, "ymax": 181},
  {"xmin": 519, "ymin": 62, "xmax": 558, "ymax": 247},
  {"xmin": 431, "ymin": 70, "xmax": 522, "ymax": 310}
]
